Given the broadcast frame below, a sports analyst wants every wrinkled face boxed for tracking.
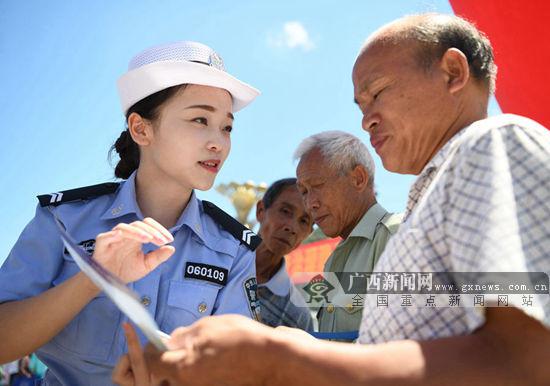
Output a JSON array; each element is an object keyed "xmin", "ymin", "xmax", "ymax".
[
  {"xmin": 257, "ymin": 185, "xmax": 313, "ymax": 257},
  {"xmin": 146, "ymin": 84, "xmax": 233, "ymax": 190},
  {"xmin": 296, "ymin": 149, "xmax": 361, "ymax": 238},
  {"xmin": 352, "ymin": 41, "xmax": 452, "ymax": 175}
]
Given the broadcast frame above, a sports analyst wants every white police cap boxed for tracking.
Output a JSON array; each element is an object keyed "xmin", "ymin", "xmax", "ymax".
[{"xmin": 117, "ymin": 41, "xmax": 260, "ymax": 115}]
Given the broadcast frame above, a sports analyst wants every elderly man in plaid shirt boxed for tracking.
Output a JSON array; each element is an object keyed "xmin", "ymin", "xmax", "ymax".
[{"xmin": 117, "ymin": 13, "xmax": 550, "ymax": 386}]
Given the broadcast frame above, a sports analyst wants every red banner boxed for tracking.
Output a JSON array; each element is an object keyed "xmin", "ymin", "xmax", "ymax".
[
  {"xmin": 450, "ymin": 0, "xmax": 550, "ymax": 129},
  {"xmin": 286, "ymin": 238, "xmax": 340, "ymax": 284}
]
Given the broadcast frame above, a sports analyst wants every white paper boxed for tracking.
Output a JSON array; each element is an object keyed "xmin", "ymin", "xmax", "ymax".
[{"xmin": 54, "ymin": 217, "xmax": 168, "ymax": 351}]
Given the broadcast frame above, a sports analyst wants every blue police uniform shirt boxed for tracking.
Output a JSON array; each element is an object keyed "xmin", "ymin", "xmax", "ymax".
[{"xmin": 0, "ymin": 171, "xmax": 259, "ymax": 386}]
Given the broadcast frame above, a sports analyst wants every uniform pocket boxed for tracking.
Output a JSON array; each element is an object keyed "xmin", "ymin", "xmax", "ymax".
[
  {"xmin": 51, "ymin": 258, "xmax": 120, "ymax": 362},
  {"xmin": 160, "ymin": 280, "xmax": 220, "ymax": 333}
]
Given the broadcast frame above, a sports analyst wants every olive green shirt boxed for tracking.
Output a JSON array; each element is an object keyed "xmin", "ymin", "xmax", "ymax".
[{"xmin": 317, "ymin": 203, "xmax": 402, "ymax": 339}]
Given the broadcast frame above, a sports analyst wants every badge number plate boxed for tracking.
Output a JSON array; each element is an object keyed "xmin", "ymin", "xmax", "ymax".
[{"xmin": 184, "ymin": 262, "xmax": 228, "ymax": 286}]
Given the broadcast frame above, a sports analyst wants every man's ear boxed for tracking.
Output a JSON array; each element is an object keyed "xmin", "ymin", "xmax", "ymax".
[
  {"xmin": 349, "ymin": 165, "xmax": 370, "ymax": 192},
  {"xmin": 256, "ymin": 200, "xmax": 265, "ymax": 223},
  {"xmin": 439, "ymin": 48, "xmax": 470, "ymax": 95},
  {"xmin": 127, "ymin": 112, "xmax": 154, "ymax": 146}
]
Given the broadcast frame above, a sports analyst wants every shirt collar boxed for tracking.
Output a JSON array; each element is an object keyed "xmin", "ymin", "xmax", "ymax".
[
  {"xmin": 171, "ymin": 190, "xmax": 204, "ymax": 239},
  {"xmin": 261, "ymin": 259, "xmax": 292, "ymax": 297},
  {"xmin": 421, "ymin": 123, "xmax": 472, "ymax": 174},
  {"xmin": 348, "ymin": 202, "xmax": 388, "ymax": 240},
  {"xmin": 100, "ymin": 171, "xmax": 143, "ymax": 220},
  {"xmin": 100, "ymin": 171, "xmax": 205, "ymax": 242},
  {"xmin": 404, "ymin": 123, "xmax": 475, "ymax": 222}
]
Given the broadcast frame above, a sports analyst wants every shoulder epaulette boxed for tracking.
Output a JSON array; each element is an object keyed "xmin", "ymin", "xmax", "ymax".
[
  {"xmin": 37, "ymin": 182, "xmax": 120, "ymax": 207},
  {"xmin": 202, "ymin": 201, "xmax": 262, "ymax": 251}
]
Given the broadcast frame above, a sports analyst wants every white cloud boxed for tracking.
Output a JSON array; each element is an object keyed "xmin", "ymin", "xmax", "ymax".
[{"xmin": 269, "ymin": 21, "xmax": 315, "ymax": 51}]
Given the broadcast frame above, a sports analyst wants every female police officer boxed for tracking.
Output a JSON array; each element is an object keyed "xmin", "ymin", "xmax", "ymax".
[{"xmin": 0, "ymin": 41, "xmax": 261, "ymax": 385}]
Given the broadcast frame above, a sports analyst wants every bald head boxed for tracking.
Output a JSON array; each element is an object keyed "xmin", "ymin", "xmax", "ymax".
[
  {"xmin": 352, "ymin": 13, "xmax": 494, "ymax": 175},
  {"xmin": 359, "ymin": 13, "xmax": 497, "ymax": 94}
]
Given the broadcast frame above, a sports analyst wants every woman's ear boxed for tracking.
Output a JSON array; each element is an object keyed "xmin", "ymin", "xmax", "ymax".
[{"xmin": 127, "ymin": 112, "xmax": 153, "ymax": 146}]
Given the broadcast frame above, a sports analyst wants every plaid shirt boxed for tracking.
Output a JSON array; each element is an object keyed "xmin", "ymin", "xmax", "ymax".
[
  {"xmin": 258, "ymin": 260, "xmax": 314, "ymax": 330},
  {"xmin": 358, "ymin": 114, "xmax": 550, "ymax": 344}
]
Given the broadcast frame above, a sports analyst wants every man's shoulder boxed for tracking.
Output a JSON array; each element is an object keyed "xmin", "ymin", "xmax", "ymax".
[
  {"xmin": 459, "ymin": 114, "xmax": 549, "ymax": 153},
  {"xmin": 379, "ymin": 212, "xmax": 403, "ymax": 235},
  {"xmin": 430, "ymin": 114, "xmax": 550, "ymax": 178},
  {"xmin": 482, "ymin": 113, "xmax": 546, "ymax": 131}
]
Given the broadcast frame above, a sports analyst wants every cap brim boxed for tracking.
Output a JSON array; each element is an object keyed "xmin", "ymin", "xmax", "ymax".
[{"xmin": 117, "ymin": 61, "xmax": 260, "ymax": 114}]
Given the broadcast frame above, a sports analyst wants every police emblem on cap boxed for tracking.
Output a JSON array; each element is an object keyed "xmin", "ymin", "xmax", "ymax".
[{"xmin": 208, "ymin": 52, "xmax": 224, "ymax": 71}]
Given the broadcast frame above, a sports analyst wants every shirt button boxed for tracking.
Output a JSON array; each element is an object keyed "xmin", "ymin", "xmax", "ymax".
[
  {"xmin": 198, "ymin": 302, "xmax": 208, "ymax": 313},
  {"xmin": 346, "ymin": 303, "xmax": 354, "ymax": 312},
  {"xmin": 327, "ymin": 304, "xmax": 335, "ymax": 313},
  {"xmin": 141, "ymin": 296, "xmax": 151, "ymax": 307}
]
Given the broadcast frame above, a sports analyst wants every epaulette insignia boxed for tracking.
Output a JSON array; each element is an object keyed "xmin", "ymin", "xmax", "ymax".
[
  {"xmin": 202, "ymin": 201, "xmax": 262, "ymax": 251},
  {"xmin": 37, "ymin": 182, "xmax": 120, "ymax": 207}
]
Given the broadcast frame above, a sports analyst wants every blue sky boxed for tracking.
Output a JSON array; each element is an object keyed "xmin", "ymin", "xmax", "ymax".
[{"xmin": 0, "ymin": 0, "xmax": 501, "ymax": 264}]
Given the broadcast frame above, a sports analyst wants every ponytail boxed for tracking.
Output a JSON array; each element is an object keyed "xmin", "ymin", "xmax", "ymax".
[
  {"xmin": 108, "ymin": 84, "xmax": 187, "ymax": 179},
  {"xmin": 110, "ymin": 130, "xmax": 139, "ymax": 179}
]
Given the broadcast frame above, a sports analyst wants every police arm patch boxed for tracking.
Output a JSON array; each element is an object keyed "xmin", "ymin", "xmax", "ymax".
[{"xmin": 243, "ymin": 277, "xmax": 261, "ymax": 321}]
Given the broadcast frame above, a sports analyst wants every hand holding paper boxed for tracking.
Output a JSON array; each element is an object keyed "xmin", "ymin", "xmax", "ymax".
[
  {"xmin": 54, "ymin": 217, "xmax": 172, "ymax": 351},
  {"xmin": 112, "ymin": 323, "xmax": 154, "ymax": 386},
  {"xmin": 93, "ymin": 218, "xmax": 175, "ymax": 284}
]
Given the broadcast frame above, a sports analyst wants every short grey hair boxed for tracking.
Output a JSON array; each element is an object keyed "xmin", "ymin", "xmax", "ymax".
[
  {"xmin": 293, "ymin": 130, "xmax": 375, "ymax": 184},
  {"xmin": 361, "ymin": 13, "xmax": 497, "ymax": 94}
]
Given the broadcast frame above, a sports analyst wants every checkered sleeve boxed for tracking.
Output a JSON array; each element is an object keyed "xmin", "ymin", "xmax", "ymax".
[{"xmin": 446, "ymin": 122, "xmax": 550, "ymax": 329}]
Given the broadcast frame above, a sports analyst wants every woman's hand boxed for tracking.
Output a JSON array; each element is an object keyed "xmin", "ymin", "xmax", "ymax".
[
  {"xmin": 143, "ymin": 315, "xmax": 278, "ymax": 386},
  {"xmin": 93, "ymin": 218, "xmax": 175, "ymax": 283},
  {"xmin": 112, "ymin": 323, "xmax": 153, "ymax": 386}
]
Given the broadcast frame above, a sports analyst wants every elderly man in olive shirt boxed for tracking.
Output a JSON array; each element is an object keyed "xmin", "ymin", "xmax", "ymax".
[{"xmin": 294, "ymin": 130, "xmax": 401, "ymax": 339}]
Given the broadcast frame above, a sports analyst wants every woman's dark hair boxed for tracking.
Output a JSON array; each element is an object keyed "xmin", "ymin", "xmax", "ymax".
[
  {"xmin": 262, "ymin": 178, "xmax": 298, "ymax": 209},
  {"xmin": 109, "ymin": 84, "xmax": 187, "ymax": 179}
]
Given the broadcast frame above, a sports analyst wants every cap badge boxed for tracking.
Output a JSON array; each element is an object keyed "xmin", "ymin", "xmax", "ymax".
[{"xmin": 208, "ymin": 52, "xmax": 224, "ymax": 71}]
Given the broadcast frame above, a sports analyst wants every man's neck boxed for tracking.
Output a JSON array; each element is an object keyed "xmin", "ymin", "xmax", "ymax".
[
  {"xmin": 134, "ymin": 166, "xmax": 192, "ymax": 229},
  {"xmin": 339, "ymin": 198, "xmax": 376, "ymax": 240},
  {"xmin": 425, "ymin": 91, "xmax": 489, "ymax": 173},
  {"xmin": 255, "ymin": 243, "xmax": 284, "ymax": 285}
]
